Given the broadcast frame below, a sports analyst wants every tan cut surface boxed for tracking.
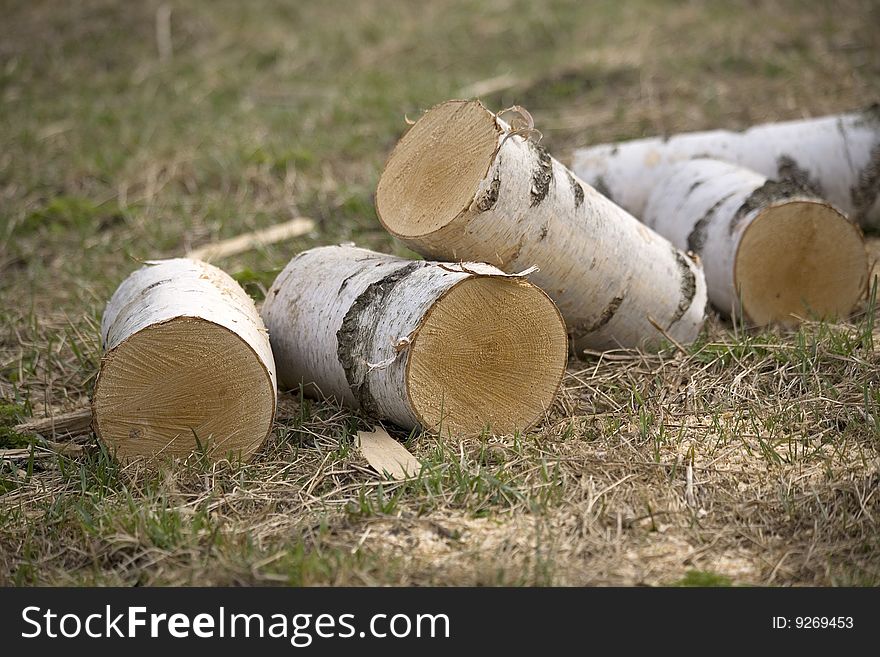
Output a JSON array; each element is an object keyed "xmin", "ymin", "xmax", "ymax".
[
  {"xmin": 92, "ymin": 317, "xmax": 275, "ymax": 462},
  {"xmin": 406, "ymin": 277, "xmax": 567, "ymax": 435},
  {"xmin": 735, "ymin": 201, "xmax": 867, "ymax": 326},
  {"xmin": 376, "ymin": 99, "xmax": 498, "ymax": 238}
]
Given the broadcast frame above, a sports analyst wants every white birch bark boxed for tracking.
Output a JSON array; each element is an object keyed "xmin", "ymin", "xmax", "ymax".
[
  {"xmin": 375, "ymin": 99, "xmax": 708, "ymax": 352},
  {"xmin": 261, "ymin": 245, "xmax": 567, "ymax": 435},
  {"xmin": 93, "ymin": 258, "xmax": 277, "ymax": 462},
  {"xmin": 643, "ymin": 159, "xmax": 867, "ymax": 324},
  {"xmin": 572, "ymin": 107, "xmax": 880, "ymax": 230}
]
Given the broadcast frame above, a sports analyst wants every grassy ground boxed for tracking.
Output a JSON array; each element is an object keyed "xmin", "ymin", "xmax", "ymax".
[{"xmin": 2, "ymin": 0, "xmax": 879, "ymax": 585}]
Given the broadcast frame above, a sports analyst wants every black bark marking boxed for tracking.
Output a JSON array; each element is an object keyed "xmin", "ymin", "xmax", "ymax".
[
  {"xmin": 687, "ymin": 179, "xmax": 705, "ymax": 195},
  {"xmin": 851, "ymin": 143, "xmax": 880, "ymax": 224},
  {"xmin": 855, "ymin": 102, "xmax": 880, "ymax": 128},
  {"xmin": 530, "ymin": 142, "xmax": 554, "ymax": 207},
  {"xmin": 686, "ymin": 191, "xmax": 737, "ymax": 253},
  {"xmin": 570, "ymin": 294, "xmax": 624, "ymax": 341},
  {"xmin": 776, "ymin": 155, "xmax": 823, "ymax": 196},
  {"xmin": 593, "ymin": 175, "xmax": 613, "ymax": 204},
  {"xmin": 139, "ymin": 278, "xmax": 173, "ymax": 296},
  {"xmin": 729, "ymin": 180, "xmax": 808, "ymax": 235},
  {"xmin": 567, "ymin": 169, "xmax": 585, "ymax": 208},
  {"xmin": 336, "ymin": 261, "xmax": 425, "ymax": 416},
  {"xmin": 337, "ymin": 259, "xmax": 386, "ymax": 295},
  {"xmin": 686, "ymin": 215, "xmax": 711, "ymax": 255},
  {"xmin": 669, "ymin": 248, "xmax": 697, "ymax": 329},
  {"xmin": 337, "ymin": 271, "xmax": 359, "ymax": 295},
  {"xmin": 538, "ymin": 223, "xmax": 549, "ymax": 240},
  {"xmin": 475, "ymin": 167, "xmax": 501, "ymax": 212}
]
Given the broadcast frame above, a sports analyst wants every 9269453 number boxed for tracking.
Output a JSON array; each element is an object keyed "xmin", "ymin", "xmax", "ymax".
[{"xmin": 795, "ymin": 617, "xmax": 853, "ymax": 629}]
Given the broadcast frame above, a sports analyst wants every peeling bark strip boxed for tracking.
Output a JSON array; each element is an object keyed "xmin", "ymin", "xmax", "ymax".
[
  {"xmin": 776, "ymin": 155, "xmax": 822, "ymax": 196},
  {"xmin": 530, "ymin": 143, "xmax": 553, "ymax": 206},
  {"xmin": 643, "ymin": 158, "xmax": 866, "ymax": 326},
  {"xmin": 375, "ymin": 100, "xmax": 708, "ymax": 351},
  {"xmin": 572, "ymin": 109, "xmax": 880, "ymax": 230},
  {"xmin": 669, "ymin": 249, "xmax": 696, "ymax": 328},
  {"xmin": 337, "ymin": 262, "xmax": 425, "ymax": 415},
  {"xmin": 261, "ymin": 245, "xmax": 568, "ymax": 435},
  {"xmin": 475, "ymin": 167, "xmax": 502, "ymax": 212},
  {"xmin": 567, "ymin": 170, "xmax": 585, "ymax": 208},
  {"xmin": 93, "ymin": 259, "xmax": 277, "ymax": 463}
]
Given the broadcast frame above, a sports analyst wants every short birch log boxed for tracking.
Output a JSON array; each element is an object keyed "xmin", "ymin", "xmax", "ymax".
[
  {"xmin": 261, "ymin": 245, "xmax": 568, "ymax": 435},
  {"xmin": 572, "ymin": 107, "xmax": 880, "ymax": 230},
  {"xmin": 375, "ymin": 99, "xmax": 708, "ymax": 351},
  {"xmin": 93, "ymin": 259, "xmax": 277, "ymax": 462},
  {"xmin": 642, "ymin": 159, "xmax": 867, "ymax": 325}
]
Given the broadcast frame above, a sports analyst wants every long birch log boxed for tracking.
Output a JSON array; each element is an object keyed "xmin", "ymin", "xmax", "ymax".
[
  {"xmin": 642, "ymin": 158, "xmax": 867, "ymax": 325},
  {"xmin": 572, "ymin": 106, "xmax": 880, "ymax": 230},
  {"xmin": 93, "ymin": 258, "xmax": 277, "ymax": 462},
  {"xmin": 375, "ymin": 99, "xmax": 708, "ymax": 351},
  {"xmin": 261, "ymin": 245, "xmax": 567, "ymax": 436}
]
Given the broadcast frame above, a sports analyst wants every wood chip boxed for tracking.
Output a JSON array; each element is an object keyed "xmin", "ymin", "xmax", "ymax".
[{"xmin": 356, "ymin": 426, "xmax": 421, "ymax": 480}]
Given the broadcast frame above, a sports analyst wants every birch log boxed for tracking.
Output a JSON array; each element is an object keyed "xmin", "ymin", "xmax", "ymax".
[
  {"xmin": 572, "ymin": 106, "xmax": 880, "ymax": 230},
  {"xmin": 643, "ymin": 159, "xmax": 867, "ymax": 325},
  {"xmin": 93, "ymin": 259, "xmax": 276, "ymax": 462},
  {"xmin": 261, "ymin": 245, "xmax": 567, "ymax": 435},
  {"xmin": 375, "ymin": 99, "xmax": 708, "ymax": 351}
]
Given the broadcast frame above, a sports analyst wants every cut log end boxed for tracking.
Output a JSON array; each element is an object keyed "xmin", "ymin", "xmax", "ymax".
[
  {"xmin": 734, "ymin": 201, "xmax": 867, "ymax": 325},
  {"xmin": 93, "ymin": 317, "xmax": 275, "ymax": 462},
  {"xmin": 406, "ymin": 276, "xmax": 567, "ymax": 435},
  {"xmin": 377, "ymin": 99, "xmax": 498, "ymax": 239}
]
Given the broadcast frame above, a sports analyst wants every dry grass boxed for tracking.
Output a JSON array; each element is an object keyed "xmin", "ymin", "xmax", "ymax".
[{"xmin": 1, "ymin": 0, "xmax": 879, "ymax": 586}]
